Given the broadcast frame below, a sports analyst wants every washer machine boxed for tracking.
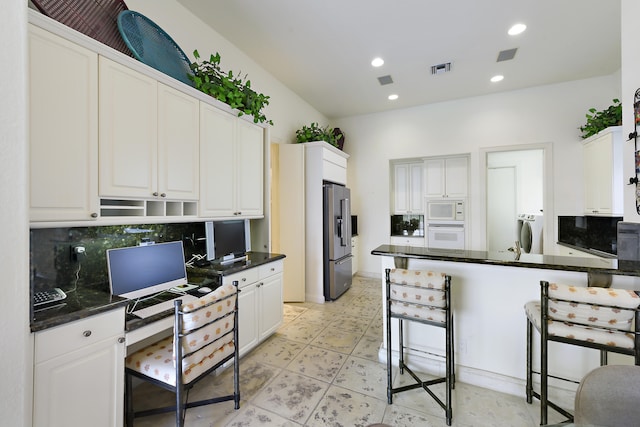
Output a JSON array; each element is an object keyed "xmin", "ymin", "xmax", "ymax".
[{"xmin": 517, "ymin": 213, "xmax": 543, "ymax": 254}]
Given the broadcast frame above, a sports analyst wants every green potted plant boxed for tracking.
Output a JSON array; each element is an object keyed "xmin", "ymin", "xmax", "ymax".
[
  {"xmin": 295, "ymin": 122, "xmax": 343, "ymax": 149},
  {"xmin": 579, "ymin": 98, "xmax": 622, "ymax": 139},
  {"xmin": 189, "ymin": 50, "xmax": 272, "ymax": 125}
]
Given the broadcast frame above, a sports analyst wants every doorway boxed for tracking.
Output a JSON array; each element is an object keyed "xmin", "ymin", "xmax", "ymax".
[
  {"xmin": 487, "ymin": 166, "xmax": 517, "ymax": 252},
  {"xmin": 481, "ymin": 144, "xmax": 552, "ymax": 254}
]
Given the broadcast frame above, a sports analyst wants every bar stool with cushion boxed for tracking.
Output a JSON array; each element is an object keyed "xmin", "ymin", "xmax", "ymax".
[
  {"xmin": 385, "ymin": 268, "xmax": 454, "ymax": 426},
  {"xmin": 125, "ymin": 282, "xmax": 240, "ymax": 426},
  {"xmin": 524, "ymin": 281, "xmax": 640, "ymax": 425}
]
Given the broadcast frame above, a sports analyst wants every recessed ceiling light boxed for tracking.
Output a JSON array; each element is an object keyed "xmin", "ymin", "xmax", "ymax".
[
  {"xmin": 371, "ymin": 57, "xmax": 384, "ymax": 67},
  {"xmin": 388, "ymin": 94, "xmax": 399, "ymax": 100},
  {"xmin": 508, "ymin": 23, "xmax": 527, "ymax": 36},
  {"xmin": 491, "ymin": 75, "xmax": 504, "ymax": 83}
]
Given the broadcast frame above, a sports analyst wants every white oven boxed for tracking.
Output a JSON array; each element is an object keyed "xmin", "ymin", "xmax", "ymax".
[
  {"xmin": 427, "ymin": 199, "xmax": 464, "ymax": 222},
  {"xmin": 427, "ymin": 223, "xmax": 465, "ymax": 250}
]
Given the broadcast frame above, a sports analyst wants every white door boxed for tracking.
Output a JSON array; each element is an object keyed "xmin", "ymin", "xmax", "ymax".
[{"xmin": 487, "ymin": 166, "xmax": 517, "ymax": 252}]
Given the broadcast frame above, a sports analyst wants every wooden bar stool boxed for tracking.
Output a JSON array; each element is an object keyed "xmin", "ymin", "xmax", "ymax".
[
  {"xmin": 525, "ymin": 281, "xmax": 640, "ymax": 425},
  {"xmin": 385, "ymin": 268, "xmax": 454, "ymax": 426}
]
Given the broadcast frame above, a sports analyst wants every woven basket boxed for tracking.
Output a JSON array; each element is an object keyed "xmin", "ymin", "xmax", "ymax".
[{"xmin": 31, "ymin": 0, "xmax": 133, "ymax": 57}]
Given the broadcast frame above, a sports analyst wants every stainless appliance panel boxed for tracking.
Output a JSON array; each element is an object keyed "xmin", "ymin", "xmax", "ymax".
[
  {"xmin": 323, "ymin": 183, "xmax": 352, "ymax": 300},
  {"xmin": 325, "ymin": 255, "xmax": 352, "ymax": 300}
]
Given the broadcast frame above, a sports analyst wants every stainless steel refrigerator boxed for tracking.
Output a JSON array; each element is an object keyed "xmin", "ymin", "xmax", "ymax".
[{"xmin": 323, "ymin": 182, "xmax": 352, "ymax": 300}]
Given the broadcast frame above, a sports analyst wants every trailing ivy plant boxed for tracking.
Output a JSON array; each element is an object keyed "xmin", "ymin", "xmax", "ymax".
[
  {"xmin": 189, "ymin": 50, "xmax": 272, "ymax": 125},
  {"xmin": 579, "ymin": 98, "xmax": 622, "ymax": 139},
  {"xmin": 295, "ymin": 122, "xmax": 342, "ymax": 148}
]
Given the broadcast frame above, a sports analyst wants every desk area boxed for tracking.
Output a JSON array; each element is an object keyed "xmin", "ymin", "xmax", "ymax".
[{"xmin": 30, "ymin": 252, "xmax": 284, "ymax": 427}]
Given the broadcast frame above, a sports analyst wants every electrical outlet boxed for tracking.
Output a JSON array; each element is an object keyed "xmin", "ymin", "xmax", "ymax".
[{"xmin": 70, "ymin": 245, "xmax": 85, "ymax": 261}]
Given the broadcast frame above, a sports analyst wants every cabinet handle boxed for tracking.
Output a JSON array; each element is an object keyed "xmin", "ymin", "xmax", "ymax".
[
  {"xmin": 152, "ymin": 192, "xmax": 159, "ymax": 197},
  {"xmin": 160, "ymin": 193, "xmax": 166, "ymax": 198},
  {"xmin": 118, "ymin": 337, "xmax": 125, "ymax": 344},
  {"xmin": 242, "ymin": 278, "xmax": 247, "ymax": 282},
  {"xmin": 82, "ymin": 330, "xmax": 92, "ymax": 338},
  {"xmin": 90, "ymin": 212, "xmax": 98, "ymax": 218},
  {"xmin": 270, "ymin": 267, "xmax": 275, "ymax": 272},
  {"xmin": 257, "ymin": 282, "xmax": 263, "ymax": 288}
]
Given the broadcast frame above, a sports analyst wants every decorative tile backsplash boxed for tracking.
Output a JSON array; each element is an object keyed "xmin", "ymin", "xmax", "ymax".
[{"xmin": 30, "ymin": 222, "xmax": 208, "ymax": 294}]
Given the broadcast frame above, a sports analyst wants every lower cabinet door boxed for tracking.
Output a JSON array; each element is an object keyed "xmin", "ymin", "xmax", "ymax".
[
  {"xmin": 237, "ymin": 282, "xmax": 259, "ymax": 356},
  {"xmin": 33, "ymin": 335, "xmax": 125, "ymax": 427},
  {"xmin": 259, "ymin": 273, "xmax": 284, "ymax": 341}
]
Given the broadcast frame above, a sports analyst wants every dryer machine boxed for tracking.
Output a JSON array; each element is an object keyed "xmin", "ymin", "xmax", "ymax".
[{"xmin": 517, "ymin": 213, "xmax": 543, "ymax": 254}]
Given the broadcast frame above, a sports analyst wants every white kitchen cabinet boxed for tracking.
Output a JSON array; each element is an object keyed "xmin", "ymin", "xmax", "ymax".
[
  {"xmin": 390, "ymin": 235, "xmax": 426, "ymax": 247},
  {"xmin": 222, "ymin": 260, "xmax": 283, "ymax": 355},
  {"xmin": 200, "ymin": 103, "xmax": 264, "ymax": 218},
  {"xmin": 425, "ymin": 156, "xmax": 468, "ymax": 198},
  {"xmin": 33, "ymin": 309, "xmax": 125, "ymax": 427},
  {"xmin": 392, "ymin": 161, "xmax": 424, "ymax": 214},
  {"xmin": 99, "ymin": 57, "xmax": 199, "ymax": 201},
  {"xmin": 583, "ymin": 126, "xmax": 623, "ymax": 216},
  {"xmin": 28, "ymin": 25, "xmax": 99, "ymax": 222},
  {"xmin": 278, "ymin": 142, "xmax": 349, "ymax": 303},
  {"xmin": 351, "ymin": 236, "xmax": 359, "ymax": 275}
]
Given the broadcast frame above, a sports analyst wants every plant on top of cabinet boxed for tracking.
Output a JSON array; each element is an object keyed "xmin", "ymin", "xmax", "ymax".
[
  {"xmin": 189, "ymin": 50, "xmax": 273, "ymax": 125},
  {"xmin": 579, "ymin": 98, "xmax": 622, "ymax": 139},
  {"xmin": 295, "ymin": 122, "xmax": 343, "ymax": 149}
]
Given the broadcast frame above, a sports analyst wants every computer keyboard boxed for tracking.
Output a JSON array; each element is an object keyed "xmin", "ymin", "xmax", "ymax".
[
  {"xmin": 131, "ymin": 294, "xmax": 199, "ymax": 319},
  {"xmin": 33, "ymin": 288, "xmax": 67, "ymax": 306}
]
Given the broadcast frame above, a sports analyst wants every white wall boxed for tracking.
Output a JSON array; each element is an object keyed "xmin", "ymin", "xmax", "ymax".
[
  {"xmin": 335, "ymin": 74, "xmax": 621, "ymax": 275},
  {"xmin": 126, "ymin": 0, "xmax": 328, "ymax": 144},
  {"xmin": 1, "ymin": 1, "xmax": 31, "ymax": 426}
]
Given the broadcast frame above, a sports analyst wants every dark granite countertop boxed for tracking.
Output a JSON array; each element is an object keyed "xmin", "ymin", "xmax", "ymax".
[
  {"xmin": 126, "ymin": 252, "xmax": 285, "ymax": 332},
  {"xmin": 31, "ymin": 287, "xmax": 128, "ymax": 333},
  {"xmin": 31, "ymin": 252, "xmax": 286, "ymax": 333},
  {"xmin": 371, "ymin": 244, "xmax": 640, "ymax": 277}
]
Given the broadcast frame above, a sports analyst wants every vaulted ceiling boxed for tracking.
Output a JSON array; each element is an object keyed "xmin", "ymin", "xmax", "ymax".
[{"xmin": 178, "ymin": 0, "xmax": 621, "ymax": 119}]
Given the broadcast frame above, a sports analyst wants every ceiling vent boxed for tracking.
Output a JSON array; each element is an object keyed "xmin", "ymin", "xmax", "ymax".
[
  {"xmin": 497, "ymin": 48, "xmax": 518, "ymax": 62},
  {"xmin": 431, "ymin": 62, "xmax": 452, "ymax": 75},
  {"xmin": 377, "ymin": 75, "xmax": 393, "ymax": 85}
]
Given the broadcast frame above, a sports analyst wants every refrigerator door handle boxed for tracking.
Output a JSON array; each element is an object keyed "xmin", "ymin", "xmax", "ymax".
[{"xmin": 339, "ymin": 198, "xmax": 348, "ymax": 246}]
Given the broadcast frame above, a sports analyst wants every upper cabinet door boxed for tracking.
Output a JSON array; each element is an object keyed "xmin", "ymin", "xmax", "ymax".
[
  {"xmin": 99, "ymin": 57, "xmax": 158, "ymax": 199},
  {"xmin": 583, "ymin": 126, "xmax": 623, "ymax": 215},
  {"xmin": 157, "ymin": 83, "xmax": 199, "ymax": 200},
  {"xmin": 199, "ymin": 104, "xmax": 236, "ymax": 217},
  {"xmin": 236, "ymin": 119, "xmax": 264, "ymax": 217},
  {"xmin": 392, "ymin": 162, "xmax": 423, "ymax": 214},
  {"xmin": 425, "ymin": 157, "xmax": 468, "ymax": 198},
  {"xmin": 443, "ymin": 157, "xmax": 468, "ymax": 198},
  {"xmin": 29, "ymin": 25, "xmax": 99, "ymax": 222}
]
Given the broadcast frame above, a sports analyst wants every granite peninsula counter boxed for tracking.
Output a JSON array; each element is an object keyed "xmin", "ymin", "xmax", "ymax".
[{"xmin": 371, "ymin": 244, "xmax": 640, "ymax": 399}]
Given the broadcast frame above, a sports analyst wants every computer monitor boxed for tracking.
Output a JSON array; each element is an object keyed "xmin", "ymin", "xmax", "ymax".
[
  {"xmin": 107, "ymin": 241, "xmax": 188, "ymax": 299},
  {"xmin": 205, "ymin": 220, "xmax": 250, "ymax": 264}
]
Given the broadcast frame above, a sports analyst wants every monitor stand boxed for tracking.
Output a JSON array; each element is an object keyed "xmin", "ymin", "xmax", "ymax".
[{"xmin": 219, "ymin": 254, "xmax": 247, "ymax": 265}]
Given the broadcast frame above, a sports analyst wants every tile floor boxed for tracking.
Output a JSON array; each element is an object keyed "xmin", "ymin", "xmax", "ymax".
[{"xmin": 130, "ymin": 275, "xmax": 568, "ymax": 426}]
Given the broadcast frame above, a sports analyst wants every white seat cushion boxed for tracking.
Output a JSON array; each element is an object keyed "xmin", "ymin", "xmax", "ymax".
[
  {"xmin": 524, "ymin": 301, "xmax": 636, "ymax": 349},
  {"xmin": 389, "ymin": 269, "xmax": 447, "ymax": 290},
  {"xmin": 125, "ymin": 335, "xmax": 234, "ymax": 386},
  {"xmin": 125, "ymin": 283, "xmax": 238, "ymax": 386}
]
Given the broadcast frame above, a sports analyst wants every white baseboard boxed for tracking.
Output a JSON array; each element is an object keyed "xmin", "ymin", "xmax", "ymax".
[{"xmin": 377, "ymin": 345, "xmax": 576, "ymax": 407}]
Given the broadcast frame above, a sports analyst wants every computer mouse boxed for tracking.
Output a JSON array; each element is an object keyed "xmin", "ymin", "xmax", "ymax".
[{"xmin": 198, "ymin": 286, "xmax": 212, "ymax": 294}]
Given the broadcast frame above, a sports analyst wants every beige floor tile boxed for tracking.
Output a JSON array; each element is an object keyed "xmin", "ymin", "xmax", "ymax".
[
  {"xmin": 241, "ymin": 335, "xmax": 305, "ymax": 369},
  {"xmin": 352, "ymin": 334, "xmax": 383, "ymax": 362},
  {"xmin": 275, "ymin": 319, "xmax": 325, "ymax": 344},
  {"xmin": 252, "ymin": 370, "xmax": 329, "ymax": 424},
  {"xmin": 223, "ymin": 403, "xmax": 302, "ymax": 426},
  {"xmin": 288, "ymin": 344, "xmax": 347, "ymax": 382},
  {"xmin": 305, "ymin": 384, "xmax": 387, "ymax": 427},
  {"xmin": 310, "ymin": 327, "xmax": 363, "ymax": 354},
  {"xmin": 334, "ymin": 356, "xmax": 389, "ymax": 401}
]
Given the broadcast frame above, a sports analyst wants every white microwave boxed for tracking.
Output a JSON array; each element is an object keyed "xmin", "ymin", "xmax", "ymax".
[{"xmin": 427, "ymin": 199, "xmax": 464, "ymax": 222}]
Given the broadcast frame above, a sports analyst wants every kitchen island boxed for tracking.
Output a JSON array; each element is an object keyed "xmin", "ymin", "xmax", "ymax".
[{"xmin": 371, "ymin": 244, "xmax": 640, "ymax": 400}]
